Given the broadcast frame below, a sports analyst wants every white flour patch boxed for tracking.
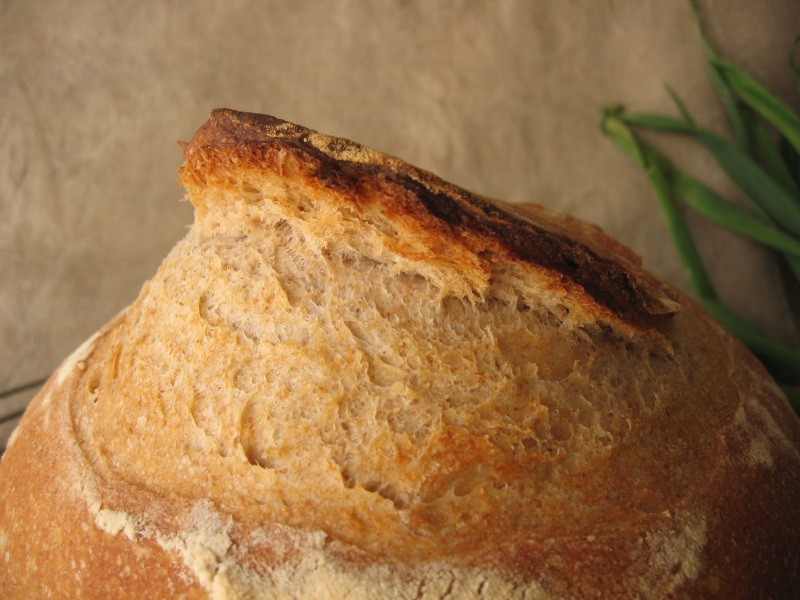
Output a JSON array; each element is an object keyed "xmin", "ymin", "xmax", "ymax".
[
  {"xmin": 640, "ymin": 511, "xmax": 708, "ymax": 598},
  {"xmin": 95, "ymin": 507, "xmax": 141, "ymax": 541},
  {"xmin": 156, "ymin": 501, "xmax": 233, "ymax": 592}
]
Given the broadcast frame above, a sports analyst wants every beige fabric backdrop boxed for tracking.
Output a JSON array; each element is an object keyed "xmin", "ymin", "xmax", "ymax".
[{"xmin": 2, "ymin": 1, "xmax": 799, "ymax": 439}]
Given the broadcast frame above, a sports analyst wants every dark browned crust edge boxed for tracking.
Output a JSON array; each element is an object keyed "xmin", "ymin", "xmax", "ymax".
[{"xmin": 182, "ymin": 108, "xmax": 679, "ymax": 330}]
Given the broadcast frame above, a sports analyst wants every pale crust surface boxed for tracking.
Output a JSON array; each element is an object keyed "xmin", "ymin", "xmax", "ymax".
[{"xmin": 1, "ymin": 110, "xmax": 800, "ymax": 599}]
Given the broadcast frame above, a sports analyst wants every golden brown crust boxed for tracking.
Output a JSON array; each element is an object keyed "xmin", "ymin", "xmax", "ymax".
[
  {"xmin": 1, "ymin": 110, "xmax": 799, "ymax": 599},
  {"xmin": 0, "ymin": 319, "xmax": 208, "ymax": 599}
]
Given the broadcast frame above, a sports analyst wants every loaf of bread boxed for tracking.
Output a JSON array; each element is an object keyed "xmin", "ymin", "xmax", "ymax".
[{"xmin": 1, "ymin": 109, "xmax": 799, "ymax": 599}]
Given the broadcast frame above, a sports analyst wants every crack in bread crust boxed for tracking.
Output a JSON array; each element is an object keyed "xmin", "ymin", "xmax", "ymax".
[{"xmin": 181, "ymin": 108, "xmax": 679, "ymax": 330}]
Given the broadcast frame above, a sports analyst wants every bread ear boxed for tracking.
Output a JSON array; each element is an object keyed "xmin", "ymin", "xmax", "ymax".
[{"xmin": 180, "ymin": 108, "xmax": 680, "ymax": 330}]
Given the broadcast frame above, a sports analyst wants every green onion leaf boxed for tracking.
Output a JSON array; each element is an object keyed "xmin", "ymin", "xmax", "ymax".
[
  {"xmin": 673, "ymin": 172, "xmax": 800, "ymax": 257},
  {"xmin": 741, "ymin": 107, "xmax": 800, "ymax": 197},
  {"xmin": 665, "ymin": 85, "xmax": 696, "ymax": 125},
  {"xmin": 712, "ymin": 58, "xmax": 800, "ymax": 158},
  {"xmin": 620, "ymin": 112, "xmax": 800, "ymax": 236},
  {"xmin": 599, "ymin": 106, "xmax": 647, "ymax": 168},
  {"xmin": 689, "ymin": 0, "xmax": 753, "ymax": 154}
]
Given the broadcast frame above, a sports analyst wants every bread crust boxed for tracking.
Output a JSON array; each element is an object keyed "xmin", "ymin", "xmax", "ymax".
[
  {"xmin": 181, "ymin": 109, "xmax": 679, "ymax": 331},
  {"xmin": 1, "ymin": 110, "xmax": 799, "ymax": 599}
]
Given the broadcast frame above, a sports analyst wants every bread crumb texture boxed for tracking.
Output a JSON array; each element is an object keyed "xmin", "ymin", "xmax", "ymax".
[{"xmin": 2, "ymin": 111, "xmax": 799, "ymax": 599}]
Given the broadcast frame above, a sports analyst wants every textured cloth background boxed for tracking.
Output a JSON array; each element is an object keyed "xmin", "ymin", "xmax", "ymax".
[{"xmin": 2, "ymin": 1, "xmax": 799, "ymax": 428}]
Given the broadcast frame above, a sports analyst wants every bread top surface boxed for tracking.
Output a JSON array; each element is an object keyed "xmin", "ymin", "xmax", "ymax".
[
  {"xmin": 4, "ymin": 110, "xmax": 800, "ymax": 598},
  {"xmin": 67, "ymin": 111, "xmax": 781, "ymax": 550}
]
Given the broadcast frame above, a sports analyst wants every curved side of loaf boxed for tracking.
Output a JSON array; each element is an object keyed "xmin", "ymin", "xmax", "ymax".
[{"xmin": 1, "ymin": 109, "xmax": 799, "ymax": 599}]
